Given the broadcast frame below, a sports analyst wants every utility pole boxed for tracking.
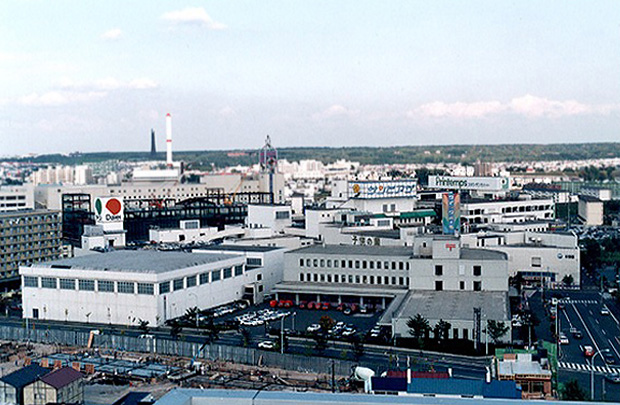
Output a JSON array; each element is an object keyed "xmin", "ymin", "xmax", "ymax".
[
  {"xmin": 331, "ymin": 359, "xmax": 336, "ymax": 393},
  {"xmin": 280, "ymin": 316, "xmax": 284, "ymax": 354}
]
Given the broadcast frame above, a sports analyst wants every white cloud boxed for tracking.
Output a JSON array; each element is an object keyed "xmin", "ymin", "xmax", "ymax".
[
  {"xmin": 101, "ymin": 28, "xmax": 122, "ymax": 40},
  {"xmin": 161, "ymin": 7, "xmax": 226, "ymax": 30},
  {"xmin": 18, "ymin": 91, "xmax": 107, "ymax": 106},
  {"xmin": 313, "ymin": 104, "xmax": 360, "ymax": 120},
  {"xmin": 411, "ymin": 101, "xmax": 505, "ymax": 119},
  {"xmin": 59, "ymin": 77, "xmax": 158, "ymax": 91},
  {"xmin": 411, "ymin": 95, "xmax": 620, "ymax": 119},
  {"xmin": 218, "ymin": 106, "xmax": 236, "ymax": 118}
]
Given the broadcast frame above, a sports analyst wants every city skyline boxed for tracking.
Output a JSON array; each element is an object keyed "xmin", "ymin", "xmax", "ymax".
[{"xmin": 1, "ymin": 1, "xmax": 619, "ymax": 155}]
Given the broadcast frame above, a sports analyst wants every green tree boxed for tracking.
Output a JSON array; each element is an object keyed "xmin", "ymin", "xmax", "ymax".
[
  {"xmin": 240, "ymin": 328, "xmax": 252, "ymax": 347},
  {"xmin": 349, "ymin": 334, "xmax": 365, "ymax": 361},
  {"xmin": 319, "ymin": 315, "xmax": 335, "ymax": 334},
  {"xmin": 486, "ymin": 320, "xmax": 509, "ymax": 344},
  {"xmin": 184, "ymin": 306, "xmax": 200, "ymax": 327},
  {"xmin": 560, "ymin": 379, "xmax": 587, "ymax": 401},
  {"xmin": 407, "ymin": 314, "xmax": 430, "ymax": 343},
  {"xmin": 433, "ymin": 319, "xmax": 452, "ymax": 341},
  {"xmin": 169, "ymin": 319, "xmax": 182, "ymax": 340},
  {"xmin": 138, "ymin": 319, "xmax": 150, "ymax": 335}
]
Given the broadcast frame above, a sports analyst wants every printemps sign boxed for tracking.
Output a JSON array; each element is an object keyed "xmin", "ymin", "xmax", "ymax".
[
  {"xmin": 94, "ymin": 197, "xmax": 124, "ymax": 223},
  {"xmin": 428, "ymin": 176, "xmax": 509, "ymax": 191}
]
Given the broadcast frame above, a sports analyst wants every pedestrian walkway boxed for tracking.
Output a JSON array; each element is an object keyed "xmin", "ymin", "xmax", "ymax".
[
  {"xmin": 559, "ymin": 361, "xmax": 619, "ymax": 374},
  {"xmin": 560, "ymin": 299, "xmax": 599, "ymax": 305}
]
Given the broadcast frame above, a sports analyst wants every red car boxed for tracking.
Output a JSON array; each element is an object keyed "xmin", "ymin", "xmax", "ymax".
[
  {"xmin": 298, "ymin": 301, "xmax": 307, "ymax": 309},
  {"xmin": 582, "ymin": 345, "xmax": 594, "ymax": 358}
]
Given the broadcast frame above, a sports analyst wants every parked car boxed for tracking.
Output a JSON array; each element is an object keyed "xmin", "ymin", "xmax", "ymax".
[
  {"xmin": 306, "ymin": 324, "xmax": 321, "ymax": 333},
  {"xmin": 258, "ymin": 341, "xmax": 276, "ymax": 350}
]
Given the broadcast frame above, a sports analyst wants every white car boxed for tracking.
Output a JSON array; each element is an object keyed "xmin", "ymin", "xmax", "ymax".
[
  {"xmin": 306, "ymin": 324, "xmax": 321, "ymax": 333},
  {"xmin": 558, "ymin": 334, "xmax": 569, "ymax": 345},
  {"xmin": 601, "ymin": 307, "xmax": 610, "ymax": 316},
  {"xmin": 258, "ymin": 341, "xmax": 276, "ymax": 350}
]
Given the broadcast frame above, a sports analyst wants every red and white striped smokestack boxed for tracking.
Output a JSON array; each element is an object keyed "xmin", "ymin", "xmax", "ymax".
[{"xmin": 165, "ymin": 113, "xmax": 173, "ymax": 167}]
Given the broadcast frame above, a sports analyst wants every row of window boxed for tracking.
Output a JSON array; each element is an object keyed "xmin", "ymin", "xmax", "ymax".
[
  {"xmin": 25, "ymin": 276, "xmax": 155, "ymax": 295},
  {"xmin": 159, "ymin": 265, "xmax": 245, "ymax": 294},
  {"xmin": 434, "ymin": 265, "xmax": 482, "ymax": 277},
  {"xmin": 23, "ymin": 264, "xmax": 244, "ymax": 294},
  {"xmin": 435, "ymin": 280, "xmax": 482, "ymax": 291},
  {"xmin": 299, "ymin": 272, "xmax": 409, "ymax": 286},
  {"xmin": 300, "ymin": 257, "xmax": 409, "ymax": 271}
]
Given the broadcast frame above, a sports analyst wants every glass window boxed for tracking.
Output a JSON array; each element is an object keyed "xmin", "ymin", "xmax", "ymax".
[
  {"xmin": 531, "ymin": 257, "xmax": 542, "ymax": 267},
  {"xmin": 59, "ymin": 279, "xmax": 75, "ymax": 290},
  {"xmin": 173, "ymin": 278, "xmax": 184, "ymax": 291},
  {"xmin": 473, "ymin": 266, "xmax": 482, "ymax": 276},
  {"xmin": 460, "ymin": 281, "xmax": 465, "ymax": 290},
  {"xmin": 137, "ymin": 283, "xmax": 154, "ymax": 295},
  {"xmin": 23, "ymin": 276, "xmax": 38, "ymax": 288},
  {"xmin": 299, "ymin": 258, "xmax": 304, "ymax": 267},
  {"xmin": 474, "ymin": 281, "xmax": 482, "ymax": 291},
  {"xmin": 334, "ymin": 274, "xmax": 339, "ymax": 283},
  {"xmin": 435, "ymin": 265, "xmax": 443, "ymax": 276},
  {"xmin": 377, "ymin": 261, "xmax": 382, "ymax": 269},
  {"xmin": 78, "ymin": 279, "xmax": 95, "ymax": 291},
  {"xmin": 399, "ymin": 262, "xmax": 404, "ymax": 270},
  {"xmin": 223, "ymin": 268, "xmax": 232, "ymax": 279},
  {"xmin": 327, "ymin": 260, "xmax": 332, "ymax": 267},
  {"xmin": 334, "ymin": 260, "xmax": 339, "ymax": 268},
  {"xmin": 41, "ymin": 277, "xmax": 57, "ymax": 289},
  {"xmin": 200, "ymin": 272, "xmax": 209, "ymax": 284},
  {"xmin": 435, "ymin": 280, "xmax": 443, "ymax": 291},
  {"xmin": 235, "ymin": 265, "xmax": 243, "ymax": 276},
  {"xmin": 341, "ymin": 260, "xmax": 346, "ymax": 267},
  {"xmin": 117, "ymin": 281, "xmax": 135, "ymax": 294},
  {"xmin": 186, "ymin": 275, "xmax": 197, "ymax": 287},
  {"xmin": 98, "ymin": 280, "xmax": 114, "ymax": 292},
  {"xmin": 247, "ymin": 258, "xmax": 263, "ymax": 267},
  {"xmin": 212, "ymin": 270, "xmax": 221, "ymax": 281},
  {"xmin": 159, "ymin": 281, "xmax": 170, "ymax": 294},
  {"xmin": 369, "ymin": 261, "xmax": 374, "ymax": 269},
  {"xmin": 355, "ymin": 260, "xmax": 360, "ymax": 269},
  {"xmin": 320, "ymin": 259, "xmax": 325, "ymax": 267},
  {"xmin": 299, "ymin": 273, "xmax": 304, "ymax": 282}
]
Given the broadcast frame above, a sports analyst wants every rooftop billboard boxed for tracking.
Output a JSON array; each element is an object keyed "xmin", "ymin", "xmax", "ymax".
[
  {"xmin": 428, "ymin": 176, "xmax": 509, "ymax": 191},
  {"xmin": 348, "ymin": 180, "xmax": 417, "ymax": 199}
]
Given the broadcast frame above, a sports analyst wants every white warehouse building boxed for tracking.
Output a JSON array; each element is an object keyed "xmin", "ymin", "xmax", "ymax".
[{"xmin": 20, "ymin": 250, "xmax": 277, "ymax": 326}]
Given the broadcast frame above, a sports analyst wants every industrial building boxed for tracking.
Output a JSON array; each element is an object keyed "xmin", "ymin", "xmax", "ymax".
[
  {"xmin": 0, "ymin": 210, "xmax": 62, "ymax": 283},
  {"xmin": 20, "ymin": 248, "xmax": 284, "ymax": 326}
]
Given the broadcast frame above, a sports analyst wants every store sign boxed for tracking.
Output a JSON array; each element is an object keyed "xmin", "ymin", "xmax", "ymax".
[
  {"xmin": 94, "ymin": 197, "xmax": 124, "ymax": 223},
  {"xmin": 429, "ymin": 176, "xmax": 509, "ymax": 191},
  {"xmin": 348, "ymin": 180, "xmax": 417, "ymax": 199},
  {"xmin": 442, "ymin": 192, "xmax": 460, "ymax": 235}
]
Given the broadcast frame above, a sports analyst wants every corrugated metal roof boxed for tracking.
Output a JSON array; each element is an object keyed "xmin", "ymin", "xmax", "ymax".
[
  {"xmin": 39, "ymin": 367, "xmax": 83, "ymax": 389},
  {"xmin": 0, "ymin": 364, "xmax": 48, "ymax": 389}
]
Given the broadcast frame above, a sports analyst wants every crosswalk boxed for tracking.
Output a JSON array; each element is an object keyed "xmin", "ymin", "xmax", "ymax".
[
  {"xmin": 559, "ymin": 361, "xmax": 619, "ymax": 374},
  {"xmin": 559, "ymin": 299, "xmax": 599, "ymax": 305}
]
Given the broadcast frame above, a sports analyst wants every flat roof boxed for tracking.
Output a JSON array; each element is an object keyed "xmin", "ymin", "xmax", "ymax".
[
  {"xmin": 0, "ymin": 209, "xmax": 59, "ymax": 218},
  {"xmin": 460, "ymin": 248, "xmax": 508, "ymax": 261},
  {"xmin": 198, "ymin": 245, "xmax": 281, "ymax": 253},
  {"xmin": 347, "ymin": 229, "xmax": 401, "ymax": 239},
  {"xmin": 37, "ymin": 250, "xmax": 236, "ymax": 274},
  {"xmin": 288, "ymin": 244, "xmax": 413, "ymax": 257},
  {"xmin": 391, "ymin": 290, "xmax": 510, "ymax": 324}
]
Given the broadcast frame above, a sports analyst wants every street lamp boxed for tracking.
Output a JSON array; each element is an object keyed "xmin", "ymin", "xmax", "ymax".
[{"xmin": 590, "ymin": 349, "xmax": 610, "ymax": 401}]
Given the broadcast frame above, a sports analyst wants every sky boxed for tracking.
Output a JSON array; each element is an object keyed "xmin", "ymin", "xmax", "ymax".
[{"xmin": 1, "ymin": 1, "xmax": 619, "ymax": 156}]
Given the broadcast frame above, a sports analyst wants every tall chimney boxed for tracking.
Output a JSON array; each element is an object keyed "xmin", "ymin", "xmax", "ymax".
[
  {"xmin": 166, "ymin": 113, "xmax": 172, "ymax": 167},
  {"xmin": 150, "ymin": 129, "xmax": 157, "ymax": 158}
]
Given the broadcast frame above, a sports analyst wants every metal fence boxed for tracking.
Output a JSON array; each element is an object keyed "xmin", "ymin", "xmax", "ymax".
[{"xmin": 0, "ymin": 325, "xmax": 355, "ymax": 376}]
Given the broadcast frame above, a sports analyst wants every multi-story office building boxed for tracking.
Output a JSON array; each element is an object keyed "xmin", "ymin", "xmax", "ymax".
[
  {"xmin": 0, "ymin": 210, "xmax": 62, "ymax": 282},
  {"xmin": 461, "ymin": 198, "xmax": 554, "ymax": 225},
  {"xmin": 275, "ymin": 237, "xmax": 511, "ymax": 341},
  {"xmin": 0, "ymin": 184, "xmax": 34, "ymax": 212}
]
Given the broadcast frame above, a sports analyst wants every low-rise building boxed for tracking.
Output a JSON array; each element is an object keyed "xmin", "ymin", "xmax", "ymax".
[
  {"xmin": 21, "ymin": 250, "xmax": 254, "ymax": 326},
  {"xmin": 578, "ymin": 195, "xmax": 603, "ymax": 226},
  {"xmin": 23, "ymin": 366, "xmax": 83, "ymax": 405},
  {"xmin": 496, "ymin": 353, "xmax": 553, "ymax": 400},
  {"xmin": 461, "ymin": 197, "xmax": 554, "ymax": 226},
  {"xmin": 0, "ymin": 364, "xmax": 48, "ymax": 405}
]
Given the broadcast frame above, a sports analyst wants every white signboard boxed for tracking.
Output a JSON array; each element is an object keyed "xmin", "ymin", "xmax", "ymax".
[
  {"xmin": 94, "ymin": 197, "xmax": 124, "ymax": 224},
  {"xmin": 428, "ymin": 176, "xmax": 509, "ymax": 191},
  {"xmin": 348, "ymin": 180, "xmax": 417, "ymax": 199}
]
